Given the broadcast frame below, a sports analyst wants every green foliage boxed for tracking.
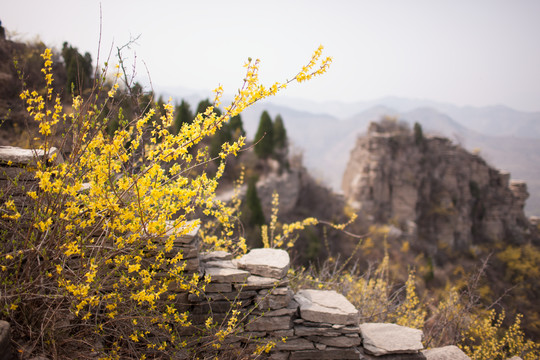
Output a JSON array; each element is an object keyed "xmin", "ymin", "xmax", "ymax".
[
  {"xmin": 229, "ymin": 114, "xmax": 245, "ymax": 138},
  {"xmin": 273, "ymin": 114, "xmax": 287, "ymax": 150},
  {"xmin": 414, "ymin": 122, "xmax": 424, "ymax": 146},
  {"xmin": 254, "ymin": 110, "xmax": 274, "ymax": 159},
  {"xmin": 61, "ymin": 41, "xmax": 93, "ymax": 95},
  {"xmin": 244, "ymin": 176, "xmax": 265, "ymax": 227},
  {"xmin": 172, "ymin": 100, "xmax": 194, "ymax": 135},
  {"xmin": 242, "ymin": 176, "xmax": 265, "ymax": 248},
  {"xmin": 196, "ymin": 98, "xmax": 221, "ymax": 116}
]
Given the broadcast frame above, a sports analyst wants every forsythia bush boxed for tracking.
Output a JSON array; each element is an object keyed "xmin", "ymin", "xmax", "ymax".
[
  {"xmin": 0, "ymin": 46, "xmax": 331, "ymax": 359},
  {"xmin": 461, "ymin": 310, "xmax": 540, "ymax": 360}
]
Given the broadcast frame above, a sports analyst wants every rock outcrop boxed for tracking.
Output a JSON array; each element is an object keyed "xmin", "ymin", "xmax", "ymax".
[{"xmin": 342, "ymin": 120, "xmax": 537, "ymax": 250}]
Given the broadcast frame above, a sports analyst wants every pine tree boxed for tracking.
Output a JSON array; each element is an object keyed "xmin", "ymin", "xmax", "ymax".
[
  {"xmin": 245, "ymin": 177, "xmax": 265, "ymax": 226},
  {"xmin": 61, "ymin": 42, "xmax": 93, "ymax": 95},
  {"xmin": 254, "ymin": 110, "xmax": 274, "ymax": 159},
  {"xmin": 273, "ymin": 114, "xmax": 287, "ymax": 150},
  {"xmin": 196, "ymin": 98, "xmax": 222, "ymax": 116},
  {"xmin": 172, "ymin": 100, "xmax": 193, "ymax": 135},
  {"xmin": 229, "ymin": 114, "xmax": 246, "ymax": 139},
  {"xmin": 242, "ymin": 176, "xmax": 266, "ymax": 248},
  {"xmin": 414, "ymin": 122, "xmax": 425, "ymax": 147}
]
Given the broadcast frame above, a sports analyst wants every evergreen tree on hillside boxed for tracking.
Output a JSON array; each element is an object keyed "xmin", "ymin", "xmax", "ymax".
[
  {"xmin": 273, "ymin": 114, "xmax": 289, "ymax": 168},
  {"xmin": 195, "ymin": 99, "xmax": 229, "ymax": 160},
  {"xmin": 196, "ymin": 98, "xmax": 222, "ymax": 116},
  {"xmin": 242, "ymin": 176, "xmax": 265, "ymax": 248},
  {"xmin": 172, "ymin": 100, "xmax": 193, "ymax": 135},
  {"xmin": 229, "ymin": 114, "xmax": 246, "ymax": 139},
  {"xmin": 273, "ymin": 114, "xmax": 287, "ymax": 150},
  {"xmin": 254, "ymin": 110, "xmax": 274, "ymax": 159},
  {"xmin": 61, "ymin": 42, "xmax": 93, "ymax": 95},
  {"xmin": 414, "ymin": 122, "xmax": 425, "ymax": 147}
]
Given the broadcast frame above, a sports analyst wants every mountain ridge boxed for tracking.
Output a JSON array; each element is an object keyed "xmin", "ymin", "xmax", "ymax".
[{"xmin": 158, "ymin": 86, "xmax": 540, "ymax": 215}]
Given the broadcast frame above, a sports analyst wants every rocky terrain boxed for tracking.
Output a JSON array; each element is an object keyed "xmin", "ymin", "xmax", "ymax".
[
  {"xmin": 342, "ymin": 119, "xmax": 538, "ymax": 253},
  {"xmin": 237, "ymin": 101, "xmax": 540, "ymax": 216}
]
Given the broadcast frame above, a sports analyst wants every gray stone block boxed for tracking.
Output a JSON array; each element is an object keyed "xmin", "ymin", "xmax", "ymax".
[
  {"xmin": 294, "ymin": 289, "xmax": 358, "ymax": 325},
  {"xmin": 360, "ymin": 323, "xmax": 424, "ymax": 356},
  {"xmin": 289, "ymin": 348, "xmax": 360, "ymax": 359},
  {"xmin": 422, "ymin": 345, "xmax": 471, "ymax": 360},
  {"xmin": 205, "ymin": 267, "xmax": 250, "ymax": 283},
  {"xmin": 246, "ymin": 315, "xmax": 293, "ymax": 332},
  {"xmin": 237, "ymin": 248, "xmax": 290, "ymax": 279}
]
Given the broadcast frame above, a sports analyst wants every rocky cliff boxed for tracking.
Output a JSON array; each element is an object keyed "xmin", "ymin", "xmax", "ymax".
[{"xmin": 342, "ymin": 119, "xmax": 537, "ymax": 251}]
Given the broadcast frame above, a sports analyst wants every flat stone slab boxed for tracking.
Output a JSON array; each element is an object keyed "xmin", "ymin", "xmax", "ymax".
[
  {"xmin": 246, "ymin": 315, "xmax": 292, "ymax": 331},
  {"xmin": 237, "ymin": 248, "xmax": 290, "ymax": 279},
  {"xmin": 205, "ymin": 282, "xmax": 232, "ymax": 293},
  {"xmin": 290, "ymin": 348, "xmax": 361, "ymax": 360},
  {"xmin": 360, "ymin": 323, "xmax": 424, "ymax": 356},
  {"xmin": 0, "ymin": 146, "xmax": 63, "ymax": 165},
  {"xmin": 204, "ymin": 260, "xmax": 237, "ymax": 269},
  {"xmin": 275, "ymin": 337, "xmax": 315, "ymax": 351},
  {"xmin": 257, "ymin": 287, "xmax": 294, "ymax": 310},
  {"xmin": 200, "ymin": 250, "xmax": 233, "ymax": 262},
  {"xmin": 358, "ymin": 347, "xmax": 427, "ymax": 359},
  {"xmin": 255, "ymin": 300, "xmax": 298, "ymax": 317},
  {"xmin": 422, "ymin": 345, "xmax": 470, "ymax": 360},
  {"xmin": 310, "ymin": 334, "xmax": 361, "ymax": 347},
  {"xmin": 294, "ymin": 289, "xmax": 358, "ymax": 325},
  {"xmin": 235, "ymin": 275, "xmax": 288, "ymax": 290},
  {"xmin": 204, "ymin": 267, "xmax": 249, "ymax": 283},
  {"xmin": 295, "ymin": 325, "xmax": 344, "ymax": 337}
]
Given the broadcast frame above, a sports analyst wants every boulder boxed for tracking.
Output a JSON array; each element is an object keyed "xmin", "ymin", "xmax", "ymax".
[
  {"xmin": 360, "ymin": 323, "xmax": 424, "ymax": 356},
  {"xmin": 294, "ymin": 289, "xmax": 358, "ymax": 325}
]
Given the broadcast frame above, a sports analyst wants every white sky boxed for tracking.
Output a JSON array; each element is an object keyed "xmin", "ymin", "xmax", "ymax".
[{"xmin": 2, "ymin": 0, "xmax": 540, "ymax": 111}]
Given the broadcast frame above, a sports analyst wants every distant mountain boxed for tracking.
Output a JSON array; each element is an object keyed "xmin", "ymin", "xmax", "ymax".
[
  {"xmin": 159, "ymin": 88, "xmax": 540, "ymax": 216},
  {"xmin": 241, "ymin": 103, "xmax": 540, "ymax": 216},
  {"xmin": 270, "ymin": 96, "xmax": 540, "ymax": 139}
]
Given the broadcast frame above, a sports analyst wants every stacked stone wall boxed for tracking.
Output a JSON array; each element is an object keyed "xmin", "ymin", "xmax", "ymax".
[{"xmin": 0, "ymin": 145, "xmax": 504, "ymax": 360}]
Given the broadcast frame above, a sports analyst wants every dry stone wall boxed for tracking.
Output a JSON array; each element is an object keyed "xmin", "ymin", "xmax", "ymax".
[
  {"xmin": 192, "ymin": 246, "xmax": 475, "ymax": 359},
  {"xmin": 0, "ymin": 145, "xmax": 477, "ymax": 359}
]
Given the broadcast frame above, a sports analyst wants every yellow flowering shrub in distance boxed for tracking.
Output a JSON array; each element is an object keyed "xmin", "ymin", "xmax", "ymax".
[
  {"xmin": 0, "ymin": 45, "xmax": 331, "ymax": 359},
  {"xmin": 460, "ymin": 310, "xmax": 540, "ymax": 360}
]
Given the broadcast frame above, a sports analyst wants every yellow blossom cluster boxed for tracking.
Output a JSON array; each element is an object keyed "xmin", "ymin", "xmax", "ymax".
[
  {"xmin": 295, "ymin": 45, "xmax": 332, "ymax": 83},
  {"xmin": 461, "ymin": 310, "xmax": 540, "ymax": 360},
  {"xmin": 0, "ymin": 46, "xmax": 332, "ymax": 359}
]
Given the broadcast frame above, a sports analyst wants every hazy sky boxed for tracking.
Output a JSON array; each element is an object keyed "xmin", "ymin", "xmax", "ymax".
[{"xmin": 2, "ymin": 1, "xmax": 540, "ymax": 111}]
